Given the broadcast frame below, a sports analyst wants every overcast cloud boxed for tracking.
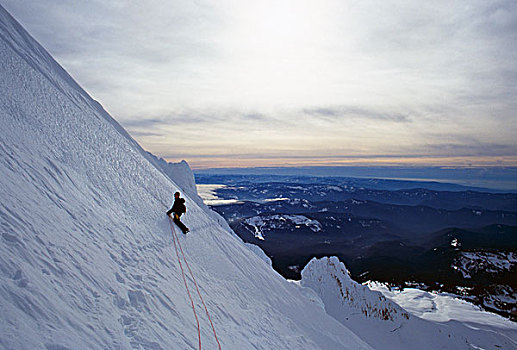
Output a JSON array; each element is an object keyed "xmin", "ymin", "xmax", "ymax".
[{"xmin": 2, "ymin": 0, "xmax": 516, "ymax": 168}]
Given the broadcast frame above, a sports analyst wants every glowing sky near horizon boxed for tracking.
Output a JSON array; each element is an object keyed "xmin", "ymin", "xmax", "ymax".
[{"xmin": 2, "ymin": 0, "xmax": 516, "ymax": 169}]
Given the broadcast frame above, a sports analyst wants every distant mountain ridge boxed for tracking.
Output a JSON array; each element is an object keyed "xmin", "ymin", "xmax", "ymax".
[{"xmin": 196, "ymin": 166, "xmax": 517, "ymax": 192}]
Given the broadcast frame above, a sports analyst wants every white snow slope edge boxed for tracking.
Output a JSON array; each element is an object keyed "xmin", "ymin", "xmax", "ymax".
[
  {"xmin": 0, "ymin": 5, "xmax": 370, "ymax": 349},
  {"xmin": 301, "ymin": 257, "xmax": 517, "ymax": 349}
]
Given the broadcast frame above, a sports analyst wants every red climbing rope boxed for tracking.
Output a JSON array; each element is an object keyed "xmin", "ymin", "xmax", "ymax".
[
  {"xmin": 173, "ymin": 222, "xmax": 222, "ymax": 350},
  {"xmin": 169, "ymin": 216, "xmax": 201, "ymax": 350}
]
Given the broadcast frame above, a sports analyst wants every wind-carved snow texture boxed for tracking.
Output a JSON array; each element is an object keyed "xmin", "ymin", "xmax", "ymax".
[
  {"xmin": 244, "ymin": 215, "xmax": 322, "ymax": 240},
  {"xmin": 301, "ymin": 257, "xmax": 517, "ymax": 350},
  {"xmin": 244, "ymin": 243, "xmax": 272, "ymax": 267},
  {"xmin": 0, "ymin": 5, "xmax": 373, "ymax": 349}
]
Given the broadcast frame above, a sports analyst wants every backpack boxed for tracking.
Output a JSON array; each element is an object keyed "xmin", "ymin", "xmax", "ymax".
[{"xmin": 178, "ymin": 198, "xmax": 186, "ymax": 214}]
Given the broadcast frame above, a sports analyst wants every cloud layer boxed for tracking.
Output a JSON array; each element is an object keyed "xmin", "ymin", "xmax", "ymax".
[{"xmin": 3, "ymin": 0, "xmax": 516, "ymax": 168}]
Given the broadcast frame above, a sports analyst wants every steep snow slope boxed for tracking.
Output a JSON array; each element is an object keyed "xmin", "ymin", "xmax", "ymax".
[
  {"xmin": 301, "ymin": 257, "xmax": 517, "ymax": 349},
  {"xmin": 151, "ymin": 155, "xmax": 235, "ymax": 241},
  {"xmin": 0, "ymin": 5, "xmax": 371, "ymax": 349},
  {"xmin": 147, "ymin": 155, "xmax": 201, "ymax": 205}
]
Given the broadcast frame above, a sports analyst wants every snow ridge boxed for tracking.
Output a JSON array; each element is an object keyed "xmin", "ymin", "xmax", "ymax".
[
  {"xmin": 302, "ymin": 257, "xmax": 410, "ymax": 323},
  {"xmin": 147, "ymin": 154, "xmax": 201, "ymax": 205},
  {"xmin": 301, "ymin": 257, "xmax": 517, "ymax": 350}
]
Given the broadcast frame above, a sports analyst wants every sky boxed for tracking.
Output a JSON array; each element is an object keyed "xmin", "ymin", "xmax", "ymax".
[{"xmin": 2, "ymin": 0, "xmax": 517, "ymax": 169}]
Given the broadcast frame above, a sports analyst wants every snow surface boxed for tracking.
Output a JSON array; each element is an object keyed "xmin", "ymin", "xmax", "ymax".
[
  {"xmin": 263, "ymin": 197, "xmax": 290, "ymax": 202},
  {"xmin": 0, "ymin": 5, "xmax": 371, "ymax": 349},
  {"xmin": 147, "ymin": 155, "xmax": 202, "ymax": 205},
  {"xmin": 244, "ymin": 243, "xmax": 272, "ymax": 267},
  {"xmin": 301, "ymin": 257, "xmax": 517, "ymax": 350},
  {"xmin": 368, "ymin": 282, "xmax": 517, "ymax": 329}
]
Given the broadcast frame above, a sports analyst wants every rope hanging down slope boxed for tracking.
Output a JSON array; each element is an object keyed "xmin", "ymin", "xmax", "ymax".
[{"xmin": 168, "ymin": 216, "xmax": 222, "ymax": 350}]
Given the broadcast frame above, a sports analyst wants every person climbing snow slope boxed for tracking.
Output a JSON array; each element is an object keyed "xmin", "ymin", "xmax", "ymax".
[{"xmin": 167, "ymin": 191, "xmax": 190, "ymax": 234}]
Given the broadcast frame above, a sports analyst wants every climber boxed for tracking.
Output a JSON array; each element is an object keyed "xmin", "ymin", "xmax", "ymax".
[{"xmin": 167, "ymin": 191, "xmax": 190, "ymax": 234}]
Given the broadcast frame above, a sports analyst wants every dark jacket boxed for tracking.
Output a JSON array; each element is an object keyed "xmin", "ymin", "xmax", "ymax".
[{"xmin": 167, "ymin": 198, "xmax": 186, "ymax": 216}]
